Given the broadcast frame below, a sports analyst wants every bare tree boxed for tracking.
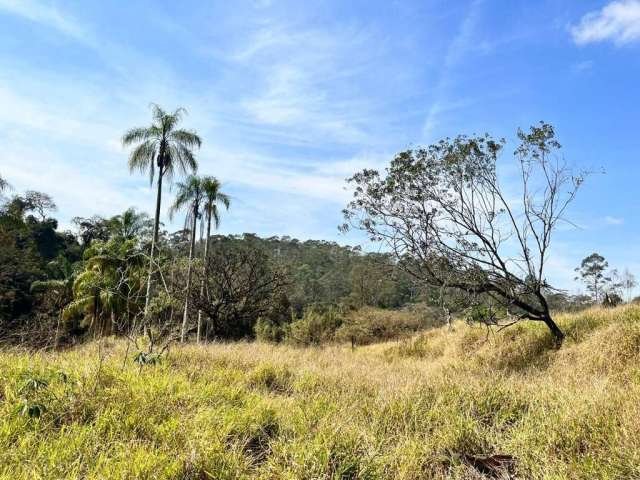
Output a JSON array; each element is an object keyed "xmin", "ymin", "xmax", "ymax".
[
  {"xmin": 23, "ymin": 191, "xmax": 57, "ymax": 221},
  {"xmin": 191, "ymin": 244, "xmax": 288, "ymax": 340},
  {"xmin": 621, "ymin": 268, "xmax": 636, "ymax": 302},
  {"xmin": 342, "ymin": 122, "xmax": 585, "ymax": 345}
]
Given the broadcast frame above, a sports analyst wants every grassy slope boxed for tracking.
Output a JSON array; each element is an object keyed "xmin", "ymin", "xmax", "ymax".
[{"xmin": 2, "ymin": 306, "xmax": 640, "ymax": 479}]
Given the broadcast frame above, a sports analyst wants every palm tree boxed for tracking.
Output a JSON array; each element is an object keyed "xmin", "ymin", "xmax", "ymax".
[
  {"xmin": 63, "ymin": 238, "xmax": 145, "ymax": 337},
  {"xmin": 169, "ymin": 175, "xmax": 205, "ymax": 342},
  {"xmin": 108, "ymin": 207, "xmax": 152, "ymax": 241},
  {"xmin": 0, "ymin": 174, "xmax": 11, "ymax": 193},
  {"xmin": 197, "ymin": 177, "xmax": 230, "ymax": 343},
  {"xmin": 31, "ymin": 257, "xmax": 77, "ymax": 347},
  {"xmin": 122, "ymin": 104, "xmax": 201, "ymax": 322}
]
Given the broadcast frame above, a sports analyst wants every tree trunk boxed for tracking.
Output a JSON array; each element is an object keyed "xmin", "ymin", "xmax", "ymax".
[
  {"xmin": 542, "ymin": 314, "xmax": 564, "ymax": 346},
  {"xmin": 144, "ymin": 169, "xmax": 164, "ymax": 333},
  {"xmin": 444, "ymin": 307, "xmax": 452, "ymax": 332},
  {"xmin": 196, "ymin": 210, "xmax": 212, "ymax": 344},
  {"xmin": 54, "ymin": 311, "xmax": 62, "ymax": 349},
  {"xmin": 180, "ymin": 210, "xmax": 197, "ymax": 342},
  {"xmin": 109, "ymin": 310, "xmax": 115, "ymax": 336}
]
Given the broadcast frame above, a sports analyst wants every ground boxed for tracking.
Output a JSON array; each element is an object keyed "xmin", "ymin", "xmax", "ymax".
[{"xmin": 2, "ymin": 305, "xmax": 640, "ymax": 479}]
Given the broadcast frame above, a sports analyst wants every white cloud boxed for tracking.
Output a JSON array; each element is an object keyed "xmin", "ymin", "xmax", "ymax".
[
  {"xmin": 232, "ymin": 21, "xmax": 386, "ymax": 147},
  {"xmin": 605, "ymin": 215, "xmax": 624, "ymax": 225},
  {"xmin": 0, "ymin": 0, "xmax": 87, "ymax": 41},
  {"xmin": 1, "ymin": 143, "xmax": 154, "ymax": 231},
  {"xmin": 571, "ymin": 0, "xmax": 640, "ymax": 46}
]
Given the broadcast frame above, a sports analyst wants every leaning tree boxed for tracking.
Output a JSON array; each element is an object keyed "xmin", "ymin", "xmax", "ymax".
[
  {"xmin": 341, "ymin": 122, "xmax": 585, "ymax": 345},
  {"xmin": 122, "ymin": 104, "xmax": 201, "ymax": 323}
]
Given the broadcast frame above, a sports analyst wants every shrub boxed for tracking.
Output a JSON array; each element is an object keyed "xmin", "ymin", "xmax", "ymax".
[
  {"xmin": 336, "ymin": 305, "xmax": 441, "ymax": 346},
  {"xmin": 286, "ymin": 306, "xmax": 344, "ymax": 346},
  {"xmin": 254, "ymin": 317, "xmax": 286, "ymax": 343},
  {"xmin": 247, "ymin": 363, "xmax": 293, "ymax": 394}
]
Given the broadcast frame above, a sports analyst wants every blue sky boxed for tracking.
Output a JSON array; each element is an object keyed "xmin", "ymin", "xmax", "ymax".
[{"xmin": 0, "ymin": 0, "xmax": 639, "ymax": 292}]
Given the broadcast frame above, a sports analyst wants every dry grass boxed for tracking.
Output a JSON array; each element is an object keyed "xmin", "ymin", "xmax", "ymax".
[{"xmin": 2, "ymin": 305, "xmax": 640, "ymax": 478}]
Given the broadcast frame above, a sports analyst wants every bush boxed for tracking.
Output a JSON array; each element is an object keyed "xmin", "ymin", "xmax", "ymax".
[
  {"xmin": 336, "ymin": 305, "xmax": 442, "ymax": 346},
  {"xmin": 254, "ymin": 317, "xmax": 287, "ymax": 343},
  {"xmin": 286, "ymin": 306, "xmax": 344, "ymax": 346}
]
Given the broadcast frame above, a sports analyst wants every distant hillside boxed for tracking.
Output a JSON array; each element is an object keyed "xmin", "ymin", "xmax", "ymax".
[{"xmin": 204, "ymin": 233, "xmax": 419, "ymax": 312}]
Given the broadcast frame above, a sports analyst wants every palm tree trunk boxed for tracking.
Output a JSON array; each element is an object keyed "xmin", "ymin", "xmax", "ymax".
[
  {"xmin": 180, "ymin": 210, "xmax": 197, "ymax": 342},
  {"xmin": 196, "ymin": 210, "xmax": 212, "ymax": 344},
  {"xmin": 144, "ymin": 170, "xmax": 163, "ymax": 334}
]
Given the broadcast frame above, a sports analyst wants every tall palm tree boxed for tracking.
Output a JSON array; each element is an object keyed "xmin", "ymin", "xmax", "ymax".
[
  {"xmin": 122, "ymin": 104, "xmax": 201, "ymax": 321},
  {"xmin": 197, "ymin": 177, "xmax": 230, "ymax": 343},
  {"xmin": 169, "ymin": 175, "xmax": 205, "ymax": 342},
  {"xmin": 0, "ymin": 174, "xmax": 11, "ymax": 193}
]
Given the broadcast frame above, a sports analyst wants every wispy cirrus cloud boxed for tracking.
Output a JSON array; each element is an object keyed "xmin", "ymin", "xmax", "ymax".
[
  {"xmin": 0, "ymin": 0, "xmax": 88, "ymax": 41},
  {"xmin": 605, "ymin": 215, "xmax": 625, "ymax": 225},
  {"xmin": 422, "ymin": 0, "xmax": 483, "ymax": 140},
  {"xmin": 571, "ymin": 0, "xmax": 640, "ymax": 46},
  {"xmin": 232, "ymin": 20, "xmax": 390, "ymax": 148}
]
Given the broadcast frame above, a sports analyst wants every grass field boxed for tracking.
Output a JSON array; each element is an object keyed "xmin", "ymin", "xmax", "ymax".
[{"xmin": 2, "ymin": 305, "xmax": 640, "ymax": 479}]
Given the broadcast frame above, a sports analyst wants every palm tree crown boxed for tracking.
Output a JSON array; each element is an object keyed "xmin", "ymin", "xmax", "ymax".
[
  {"xmin": 108, "ymin": 208, "xmax": 152, "ymax": 241},
  {"xmin": 201, "ymin": 176, "xmax": 231, "ymax": 230},
  {"xmin": 0, "ymin": 174, "xmax": 11, "ymax": 193},
  {"xmin": 169, "ymin": 175, "xmax": 205, "ymax": 224},
  {"xmin": 123, "ymin": 104, "xmax": 201, "ymax": 183}
]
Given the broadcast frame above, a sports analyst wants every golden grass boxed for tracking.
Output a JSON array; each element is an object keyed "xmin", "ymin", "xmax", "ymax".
[{"xmin": 2, "ymin": 305, "xmax": 640, "ymax": 478}]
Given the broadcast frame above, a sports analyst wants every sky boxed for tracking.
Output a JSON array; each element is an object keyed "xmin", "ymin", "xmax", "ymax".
[{"xmin": 0, "ymin": 0, "xmax": 639, "ymax": 293}]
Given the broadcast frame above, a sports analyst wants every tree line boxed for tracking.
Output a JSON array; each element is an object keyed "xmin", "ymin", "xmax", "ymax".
[{"xmin": 0, "ymin": 113, "xmax": 635, "ymax": 349}]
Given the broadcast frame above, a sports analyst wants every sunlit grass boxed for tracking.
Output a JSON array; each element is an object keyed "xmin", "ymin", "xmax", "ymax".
[{"xmin": 2, "ymin": 305, "xmax": 640, "ymax": 478}]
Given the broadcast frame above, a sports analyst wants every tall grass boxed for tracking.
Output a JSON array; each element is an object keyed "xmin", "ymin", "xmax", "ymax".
[{"xmin": 2, "ymin": 305, "xmax": 640, "ymax": 478}]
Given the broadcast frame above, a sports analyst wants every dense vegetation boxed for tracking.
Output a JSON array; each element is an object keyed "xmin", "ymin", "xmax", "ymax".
[
  {"xmin": 0, "ymin": 195, "xmax": 431, "ymax": 346},
  {"xmin": 2, "ymin": 305, "xmax": 640, "ymax": 479}
]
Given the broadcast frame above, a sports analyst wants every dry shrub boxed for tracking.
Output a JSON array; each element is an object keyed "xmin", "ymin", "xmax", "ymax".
[{"xmin": 336, "ymin": 305, "xmax": 442, "ymax": 346}]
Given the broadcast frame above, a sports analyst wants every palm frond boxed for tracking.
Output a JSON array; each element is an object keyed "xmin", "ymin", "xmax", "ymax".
[
  {"xmin": 169, "ymin": 129, "xmax": 202, "ymax": 149},
  {"xmin": 210, "ymin": 205, "xmax": 221, "ymax": 229},
  {"xmin": 31, "ymin": 279, "xmax": 66, "ymax": 294},
  {"xmin": 62, "ymin": 296, "xmax": 94, "ymax": 320},
  {"xmin": 167, "ymin": 144, "xmax": 199, "ymax": 177},
  {"xmin": 122, "ymin": 127, "xmax": 158, "ymax": 146},
  {"xmin": 168, "ymin": 179, "xmax": 191, "ymax": 220},
  {"xmin": 0, "ymin": 174, "xmax": 10, "ymax": 193},
  {"xmin": 128, "ymin": 141, "xmax": 158, "ymax": 185},
  {"xmin": 150, "ymin": 103, "xmax": 168, "ymax": 124},
  {"xmin": 162, "ymin": 107, "xmax": 187, "ymax": 132},
  {"xmin": 217, "ymin": 192, "xmax": 231, "ymax": 210}
]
